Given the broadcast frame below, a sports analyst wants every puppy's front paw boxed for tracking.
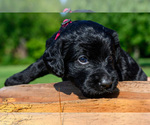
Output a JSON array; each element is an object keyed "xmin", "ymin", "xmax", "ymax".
[{"xmin": 4, "ymin": 78, "xmax": 12, "ymax": 86}]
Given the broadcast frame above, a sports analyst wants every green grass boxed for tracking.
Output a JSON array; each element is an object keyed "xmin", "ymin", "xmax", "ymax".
[
  {"xmin": 139, "ymin": 58, "xmax": 150, "ymax": 67},
  {"xmin": 0, "ymin": 65, "xmax": 61, "ymax": 88},
  {"xmin": 139, "ymin": 58, "xmax": 150, "ymax": 76},
  {"xmin": 141, "ymin": 67, "xmax": 150, "ymax": 76},
  {"xmin": 0, "ymin": 58, "xmax": 150, "ymax": 88}
]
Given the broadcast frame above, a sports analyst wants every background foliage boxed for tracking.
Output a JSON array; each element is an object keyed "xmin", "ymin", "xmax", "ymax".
[{"xmin": 0, "ymin": 13, "xmax": 150, "ymax": 65}]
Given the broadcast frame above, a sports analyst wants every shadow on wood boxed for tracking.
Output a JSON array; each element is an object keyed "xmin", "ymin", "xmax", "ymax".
[{"xmin": 54, "ymin": 82, "xmax": 120, "ymax": 99}]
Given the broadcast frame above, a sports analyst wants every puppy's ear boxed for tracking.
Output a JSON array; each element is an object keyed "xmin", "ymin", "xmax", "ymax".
[{"xmin": 43, "ymin": 38, "xmax": 64, "ymax": 77}]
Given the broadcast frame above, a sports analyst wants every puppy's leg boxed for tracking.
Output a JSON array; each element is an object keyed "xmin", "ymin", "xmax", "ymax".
[{"xmin": 5, "ymin": 57, "xmax": 49, "ymax": 86}]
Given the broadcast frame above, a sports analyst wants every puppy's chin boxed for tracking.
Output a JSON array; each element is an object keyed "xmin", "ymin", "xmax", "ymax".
[
  {"xmin": 81, "ymin": 89, "xmax": 116, "ymax": 98},
  {"xmin": 80, "ymin": 83, "xmax": 118, "ymax": 98}
]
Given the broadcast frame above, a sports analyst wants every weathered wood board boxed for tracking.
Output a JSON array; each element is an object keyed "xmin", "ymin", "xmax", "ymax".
[
  {"xmin": 0, "ymin": 80, "xmax": 150, "ymax": 125},
  {"xmin": 0, "ymin": 113, "xmax": 150, "ymax": 125}
]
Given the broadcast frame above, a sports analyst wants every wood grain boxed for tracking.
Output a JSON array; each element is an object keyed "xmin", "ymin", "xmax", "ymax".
[
  {"xmin": 0, "ymin": 80, "xmax": 150, "ymax": 124},
  {"xmin": 0, "ymin": 113, "xmax": 150, "ymax": 125},
  {"xmin": 0, "ymin": 81, "xmax": 150, "ymax": 113},
  {"xmin": 0, "ymin": 81, "xmax": 150, "ymax": 103}
]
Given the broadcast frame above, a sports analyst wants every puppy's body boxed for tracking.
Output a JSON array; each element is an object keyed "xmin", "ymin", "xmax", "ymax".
[{"xmin": 5, "ymin": 20, "xmax": 147, "ymax": 98}]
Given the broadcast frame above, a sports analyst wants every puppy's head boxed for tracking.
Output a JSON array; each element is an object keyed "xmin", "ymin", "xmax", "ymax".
[{"xmin": 43, "ymin": 20, "xmax": 120, "ymax": 98}]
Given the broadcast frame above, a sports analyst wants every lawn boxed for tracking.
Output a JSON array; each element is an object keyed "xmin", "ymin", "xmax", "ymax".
[{"xmin": 0, "ymin": 58, "xmax": 150, "ymax": 88}]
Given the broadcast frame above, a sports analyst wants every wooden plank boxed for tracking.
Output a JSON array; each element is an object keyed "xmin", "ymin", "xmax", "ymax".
[
  {"xmin": 0, "ymin": 81, "xmax": 150, "ymax": 103},
  {"xmin": 0, "ymin": 81, "xmax": 150, "ymax": 124},
  {"xmin": 0, "ymin": 81, "xmax": 150, "ymax": 113},
  {"xmin": 0, "ymin": 113, "xmax": 150, "ymax": 125},
  {"xmin": 118, "ymin": 81, "xmax": 150, "ymax": 93},
  {"xmin": 0, "ymin": 82, "xmax": 85, "ymax": 103},
  {"xmin": 0, "ymin": 98, "xmax": 150, "ymax": 113}
]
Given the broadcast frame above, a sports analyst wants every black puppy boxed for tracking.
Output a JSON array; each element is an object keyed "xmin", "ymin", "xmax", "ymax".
[{"xmin": 5, "ymin": 20, "xmax": 147, "ymax": 98}]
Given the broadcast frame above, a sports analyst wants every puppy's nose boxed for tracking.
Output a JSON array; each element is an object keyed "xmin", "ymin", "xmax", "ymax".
[{"xmin": 99, "ymin": 77, "xmax": 112, "ymax": 88}]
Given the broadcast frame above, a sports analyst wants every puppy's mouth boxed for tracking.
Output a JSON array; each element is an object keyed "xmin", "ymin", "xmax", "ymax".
[{"xmin": 95, "ymin": 83, "xmax": 114, "ymax": 94}]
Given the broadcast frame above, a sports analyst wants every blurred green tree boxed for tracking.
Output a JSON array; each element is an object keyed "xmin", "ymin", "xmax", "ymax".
[
  {"xmin": 0, "ymin": 13, "xmax": 150, "ymax": 65},
  {"xmin": 0, "ymin": 13, "xmax": 62, "ymax": 64}
]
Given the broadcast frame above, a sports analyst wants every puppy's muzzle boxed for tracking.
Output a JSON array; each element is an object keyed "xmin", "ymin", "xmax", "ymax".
[{"xmin": 91, "ymin": 69, "xmax": 114, "ymax": 89}]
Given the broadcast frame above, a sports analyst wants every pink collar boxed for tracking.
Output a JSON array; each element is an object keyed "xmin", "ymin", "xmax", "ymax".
[{"xmin": 55, "ymin": 19, "xmax": 72, "ymax": 40}]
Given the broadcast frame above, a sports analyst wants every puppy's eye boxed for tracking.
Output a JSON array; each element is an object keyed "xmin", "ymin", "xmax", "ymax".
[{"xmin": 78, "ymin": 55, "xmax": 89, "ymax": 64}]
